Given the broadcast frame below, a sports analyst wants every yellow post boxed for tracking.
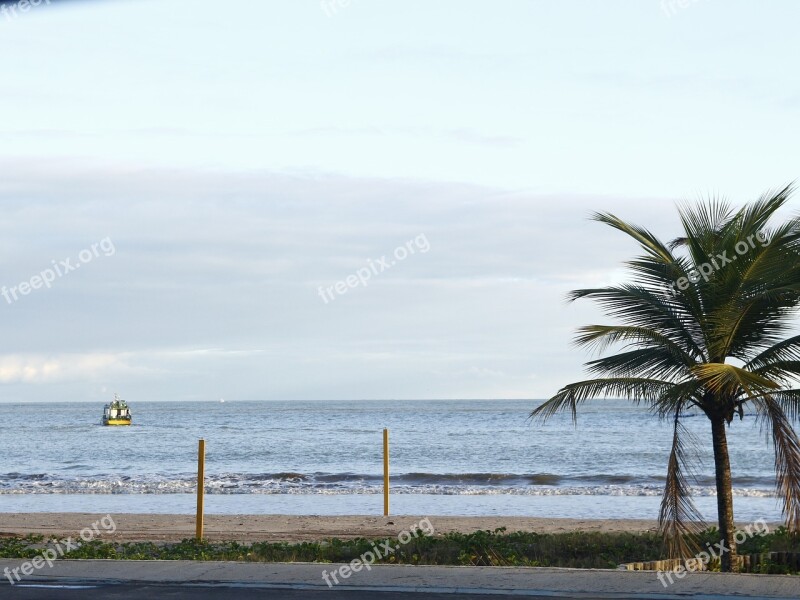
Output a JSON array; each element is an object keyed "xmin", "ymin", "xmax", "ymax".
[
  {"xmin": 196, "ymin": 438, "xmax": 205, "ymax": 540},
  {"xmin": 383, "ymin": 428, "xmax": 390, "ymax": 516}
]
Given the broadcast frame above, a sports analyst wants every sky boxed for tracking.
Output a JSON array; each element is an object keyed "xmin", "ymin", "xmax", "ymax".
[{"xmin": 0, "ymin": 0, "xmax": 798, "ymax": 402}]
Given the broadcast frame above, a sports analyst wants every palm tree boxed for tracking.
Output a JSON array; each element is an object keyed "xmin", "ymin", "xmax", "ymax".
[{"xmin": 531, "ymin": 186, "xmax": 800, "ymax": 572}]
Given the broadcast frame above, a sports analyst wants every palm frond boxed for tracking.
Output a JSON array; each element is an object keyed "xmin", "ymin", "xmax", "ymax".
[
  {"xmin": 569, "ymin": 286, "xmax": 706, "ymax": 360},
  {"xmin": 768, "ymin": 390, "xmax": 800, "ymax": 422},
  {"xmin": 585, "ymin": 348, "xmax": 694, "ymax": 381},
  {"xmin": 658, "ymin": 411, "xmax": 706, "ymax": 557},
  {"xmin": 753, "ymin": 397, "xmax": 800, "ymax": 532},
  {"xmin": 650, "ymin": 379, "xmax": 706, "ymax": 419},
  {"xmin": 591, "ymin": 212, "xmax": 675, "ymax": 263},
  {"xmin": 691, "ymin": 363, "xmax": 779, "ymax": 398},
  {"xmin": 745, "ymin": 334, "xmax": 800, "ymax": 371},
  {"xmin": 710, "ymin": 217, "xmax": 800, "ymax": 360},
  {"xmin": 675, "ymin": 197, "xmax": 735, "ymax": 275},
  {"xmin": 738, "ymin": 183, "xmax": 794, "ymax": 235},
  {"xmin": 530, "ymin": 378, "xmax": 675, "ymax": 424},
  {"xmin": 574, "ymin": 325, "xmax": 701, "ymax": 363},
  {"xmin": 750, "ymin": 360, "xmax": 800, "ymax": 387}
]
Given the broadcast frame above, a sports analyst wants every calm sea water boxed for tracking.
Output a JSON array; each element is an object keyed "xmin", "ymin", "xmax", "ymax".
[{"xmin": 0, "ymin": 400, "xmax": 785, "ymax": 520}]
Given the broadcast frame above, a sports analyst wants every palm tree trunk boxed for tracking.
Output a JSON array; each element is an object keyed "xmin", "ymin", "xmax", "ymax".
[{"xmin": 710, "ymin": 416, "xmax": 737, "ymax": 572}]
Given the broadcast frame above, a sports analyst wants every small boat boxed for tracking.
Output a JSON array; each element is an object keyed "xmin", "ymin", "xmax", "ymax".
[{"xmin": 102, "ymin": 394, "xmax": 132, "ymax": 426}]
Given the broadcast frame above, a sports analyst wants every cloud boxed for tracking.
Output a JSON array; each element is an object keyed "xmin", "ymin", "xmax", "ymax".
[
  {"xmin": 0, "ymin": 159, "xmax": 684, "ymax": 401},
  {"xmin": 0, "ymin": 352, "xmax": 150, "ymax": 384}
]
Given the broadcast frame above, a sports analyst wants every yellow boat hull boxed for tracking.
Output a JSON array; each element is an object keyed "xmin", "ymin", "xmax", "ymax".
[{"xmin": 103, "ymin": 419, "xmax": 131, "ymax": 426}]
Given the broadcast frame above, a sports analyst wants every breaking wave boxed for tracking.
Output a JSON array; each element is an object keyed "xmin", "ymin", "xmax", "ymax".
[{"xmin": 0, "ymin": 471, "xmax": 776, "ymax": 497}]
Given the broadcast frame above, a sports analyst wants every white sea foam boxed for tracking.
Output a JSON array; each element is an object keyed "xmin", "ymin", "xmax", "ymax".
[{"xmin": 0, "ymin": 473, "xmax": 777, "ymax": 498}]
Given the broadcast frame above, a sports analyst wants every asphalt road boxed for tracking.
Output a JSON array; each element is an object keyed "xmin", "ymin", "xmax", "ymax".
[{"xmin": 0, "ymin": 584, "xmax": 585, "ymax": 600}]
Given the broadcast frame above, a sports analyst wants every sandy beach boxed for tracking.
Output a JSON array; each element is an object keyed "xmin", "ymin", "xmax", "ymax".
[{"xmin": 0, "ymin": 513, "xmax": 666, "ymax": 543}]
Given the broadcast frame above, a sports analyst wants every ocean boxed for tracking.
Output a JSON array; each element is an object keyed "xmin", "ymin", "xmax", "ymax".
[{"xmin": 0, "ymin": 400, "xmax": 784, "ymax": 521}]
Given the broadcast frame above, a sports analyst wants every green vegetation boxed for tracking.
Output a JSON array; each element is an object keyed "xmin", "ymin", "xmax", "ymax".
[
  {"xmin": 530, "ymin": 189, "xmax": 800, "ymax": 571},
  {"xmin": 0, "ymin": 528, "xmax": 798, "ymax": 572}
]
